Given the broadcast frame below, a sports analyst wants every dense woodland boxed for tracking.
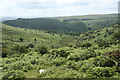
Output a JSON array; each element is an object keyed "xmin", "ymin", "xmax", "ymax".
[{"xmin": 0, "ymin": 14, "xmax": 120, "ymax": 79}]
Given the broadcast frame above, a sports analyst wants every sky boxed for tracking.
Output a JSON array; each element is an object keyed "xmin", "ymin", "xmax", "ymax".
[{"xmin": 0, "ymin": 0, "xmax": 119, "ymax": 18}]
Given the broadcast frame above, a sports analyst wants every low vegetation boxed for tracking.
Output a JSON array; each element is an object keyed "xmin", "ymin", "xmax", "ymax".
[{"xmin": 1, "ymin": 14, "xmax": 120, "ymax": 79}]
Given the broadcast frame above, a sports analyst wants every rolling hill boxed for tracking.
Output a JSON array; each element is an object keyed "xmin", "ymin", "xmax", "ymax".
[
  {"xmin": 3, "ymin": 14, "xmax": 118, "ymax": 33},
  {"xmin": 1, "ymin": 14, "xmax": 120, "ymax": 79},
  {"xmin": 3, "ymin": 18, "xmax": 87, "ymax": 33},
  {"xmin": 2, "ymin": 23, "xmax": 67, "ymax": 49},
  {"xmin": 54, "ymin": 13, "xmax": 118, "ymax": 29}
]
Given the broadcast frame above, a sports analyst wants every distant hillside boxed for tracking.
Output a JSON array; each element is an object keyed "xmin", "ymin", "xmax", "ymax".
[
  {"xmin": 3, "ymin": 14, "xmax": 118, "ymax": 33},
  {"xmin": 3, "ymin": 18, "xmax": 87, "ymax": 33},
  {"xmin": 54, "ymin": 13, "xmax": 118, "ymax": 29}
]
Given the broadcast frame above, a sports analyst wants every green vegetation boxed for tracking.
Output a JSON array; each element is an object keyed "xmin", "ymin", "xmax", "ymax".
[
  {"xmin": 1, "ymin": 14, "xmax": 120, "ymax": 79},
  {"xmin": 3, "ymin": 14, "xmax": 118, "ymax": 33},
  {"xmin": 3, "ymin": 18, "xmax": 87, "ymax": 33},
  {"xmin": 35, "ymin": 45, "xmax": 48, "ymax": 55}
]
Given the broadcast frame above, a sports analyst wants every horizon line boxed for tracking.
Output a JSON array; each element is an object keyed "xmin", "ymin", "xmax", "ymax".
[{"xmin": 1, "ymin": 13, "xmax": 118, "ymax": 18}]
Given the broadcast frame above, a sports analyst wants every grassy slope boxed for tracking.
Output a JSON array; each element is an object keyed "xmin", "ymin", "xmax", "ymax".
[
  {"xmin": 2, "ymin": 23, "xmax": 69, "ymax": 48},
  {"xmin": 2, "ymin": 21, "xmax": 118, "ymax": 55}
]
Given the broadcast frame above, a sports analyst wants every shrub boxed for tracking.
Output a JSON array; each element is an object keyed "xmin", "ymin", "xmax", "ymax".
[
  {"xmin": 3, "ymin": 60, "xmax": 33, "ymax": 72},
  {"xmin": 108, "ymin": 31, "xmax": 113, "ymax": 35},
  {"xmin": 86, "ymin": 67, "xmax": 112, "ymax": 78},
  {"xmin": 112, "ymin": 30, "xmax": 120, "ymax": 42},
  {"xmin": 2, "ymin": 48, "xmax": 11, "ymax": 58},
  {"xmin": 97, "ymin": 33, "xmax": 101, "ymax": 36},
  {"xmin": 74, "ymin": 61, "xmax": 84, "ymax": 70},
  {"xmin": 67, "ymin": 54, "xmax": 80, "ymax": 61},
  {"xmin": 28, "ymin": 44, "xmax": 34, "ymax": 48},
  {"xmin": 75, "ymin": 42, "xmax": 82, "ymax": 47},
  {"xmin": 76, "ymin": 42, "xmax": 92, "ymax": 48},
  {"xmin": 67, "ymin": 49, "xmax": 96, "ymax": 61},
  {"xmin": 36, "ymin": 45, "xmax": 48, "ymax": 55},
  {"xmin": 50, "ymin": 50, "xmax": 69, "ymax": 58},
  {"xmin": 52, "ymin": 58, "xmax": 66, "ymax": 66},
  {"xmin": 58, "ymin": 50, "xmax": 69, "ymax": 57},
  {"xmin": 34, "ymin": 39, "xmax": 37, "ymax": 41},
  {"xmin": 50, "ymin": 50, "xmax": 60, "ymax": 57},
  {"xmin": 105, "ymin": 50, "xmax": 120, "ymax": 72},
  {"xmin": 2, "ymin": 46, "xmax": 18, "ymax": 57},
  {"xmin": 66, "ymin": 60, "xmax": 77, "ymax": 69},
  {"xmin": 105, "ymin": 50, "xmax": 120, "ymax": 62},
  {"xmin": 80, "ymin": 49, "xmax": 96, "ymax": 60},
  {"xmin": 30, "ymin": 59, "xmax": 36, "ymax": 65},
  {"xmin": 19, "ymin": 37, "xmax": 23, "ymax": 42},
  {"xmin": 93, "ymin": 56, "xmax": 116, "ymax": 67},
  {"xmin": 81, "ymin": 43, "xmax": 92, "ymax": 47},
  {"xmin": 12, "ymin": 45, "xmax": 29, "ymax": 54},
  {"xmin": 2, "ymin": 70, "xmax": 25, "ymax": 80},
  {"xmin": 104, "ymin": 34, "xmax": 107, "ymax": 37},
  {"xmin": 97, "ymin": 40, "xmax": 110, "ymax": 48},
  {"xmin": 79, "ymin": 59, "xmax": 95, "ymax": 72}
]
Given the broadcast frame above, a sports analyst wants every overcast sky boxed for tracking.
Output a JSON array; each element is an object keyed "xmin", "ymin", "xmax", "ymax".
[{"xmin": 0, "ymin": 0, "xmax": 119, "ymax": 18}]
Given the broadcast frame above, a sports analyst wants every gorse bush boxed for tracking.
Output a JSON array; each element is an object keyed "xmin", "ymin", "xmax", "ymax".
[
  {"xmin": 93, "ymin": 56, "xmax": 116, "ymax": 67},
  {"xmin": 12, "ymin": 45, "xmax": 29, "ymax": 54},
  {"xmin": 65, "ymin": 60, "xmax": 77, "ymax": 69},
  {"xmin": 30, "ymin": 59, "xmax": 36, "ymax": 65},
  {"xmin": 97, "ymin": 40, "xmax": 110, "ymax": 48},
  {"xmin": 28, "ymin": 43, "xmax": 34, "ymax": 48},
  {"xmin": 3, "ymin": 60, "xmax": 33, "ymax": 72},
  {"xmin": 50, "ymin": 50, "xmax": 69, "ymax": 58},
  {"xmin": 67, "ymin": 54, "xmax": 80, "ymax": 61},
  {"xmin": 105, "ymin": 50, "xmax": 120, "ymax": 62},
  {"xmin": 19, "ymin": 37, "xmax": 24, "ymax": 42},
  {"xmin": 79, "ymin": 59, "xmax": 95, "ymax": 72},
  {"xmin": 86, "ymin": 67, "xmax": 112, "ymax": 78},
  {"xmin": 80, "ymin": 49, "xmax": 96, "ymax": 60},
  {"xmin": 52, "ymin": 58, "xmax": 66, "ymax": 66},
  {"xmin": 2, "ymin": 45, "xmax": 29, "ymax": 57},
  {"xmin": 105, "ymin": 50, "xmax": 120, "ymax": 72},
  {"xmin": 58, "ymin": 50, "xmax": 69, "ymax": 57},
  {"xmin": 2, "ymin": 44, "xmax": 14, "ymax": 57},
  {"xmin": 50, "ymin": 50, "xmax": 60, "ymax": 58},
  {"xmin": 2, "ymin": 70, "xmax": 25, "ymax": 80},
  {"xmin": 82, "ymin": 43, "xmax": 92, "ymax": 47},
  {"xmin": 112, "ymin": 30, "xmax": 120, "ymax": 42},
  {"xmin": 2, "ymin": 57, "xmax": 19, "ymax": 64},
  {"xmin": 35, "ymin": 45, "xmax": 48, "ymax": 55},
  {"xmin": 2, "ymin": 47, "xmax": 12, "ymax": 58},
  {"xmin": 67, "ymin": 49, "xmax": 96, "ymax": 61},
  {"xmin": 76, "ymin": 42, "xmax": 92, "ymax": 48}
]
